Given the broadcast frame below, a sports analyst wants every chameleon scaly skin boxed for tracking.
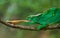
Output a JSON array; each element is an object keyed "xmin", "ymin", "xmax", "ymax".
[{"xmin": 26, "ymin": 8, "xmax": 60, "ymax": 30}]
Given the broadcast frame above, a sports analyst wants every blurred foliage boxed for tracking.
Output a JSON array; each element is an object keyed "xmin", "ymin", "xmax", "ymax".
[{"xmin": 0, "ymin": 0, "xmax": 60, "ymax": 38}]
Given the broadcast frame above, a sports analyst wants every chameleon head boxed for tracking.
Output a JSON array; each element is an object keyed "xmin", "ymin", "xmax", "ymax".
[{"xmin": 26, "ymin": 15, "xmax": 38, "ymax": 24}]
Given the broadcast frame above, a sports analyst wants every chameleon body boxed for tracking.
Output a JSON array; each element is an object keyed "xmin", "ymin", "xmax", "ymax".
[
  {"xmin": 7, "ymin": 8, "xmax": 60, "ymax": 30},
  {"xmin": 26, "ymin": 8, "xmax": 60, "ymax": 30}
]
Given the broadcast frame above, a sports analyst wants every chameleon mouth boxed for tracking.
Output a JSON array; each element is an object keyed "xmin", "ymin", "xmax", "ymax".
[{"xmin": 22, "ymin": 20, "xmax": 30, "ymax": 22}]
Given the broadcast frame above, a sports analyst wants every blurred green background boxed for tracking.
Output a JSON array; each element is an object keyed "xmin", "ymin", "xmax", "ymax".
[{"xmin": 0, "ymin": 0, "xmax": 60, "ymax": 38}]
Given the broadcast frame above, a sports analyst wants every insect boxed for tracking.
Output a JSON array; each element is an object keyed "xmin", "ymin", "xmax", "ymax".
[
  {"xmin": 7, "ymin": 7, "xmax": 60, "ymax": 30},
  {"xmin": 6, "ymin": 20, "xmax": 29, "ymax": 25}
]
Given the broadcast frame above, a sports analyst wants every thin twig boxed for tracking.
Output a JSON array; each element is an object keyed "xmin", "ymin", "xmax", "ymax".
[
  {"xmin": 0, "ymin": 20, "xmax": 37, "ymax": 31},
  {"xmin": 0, "ymin": 20, "xmax": 60, "ymax": 31}
]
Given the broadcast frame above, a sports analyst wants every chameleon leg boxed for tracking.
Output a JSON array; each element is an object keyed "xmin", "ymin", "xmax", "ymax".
[{"xmin": 37, "ymin": 24, "xmax": 47, "ymax": 30}]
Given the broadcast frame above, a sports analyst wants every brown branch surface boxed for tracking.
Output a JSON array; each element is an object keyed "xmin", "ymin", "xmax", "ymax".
[
  {"xmin": 0, "ymin": 20, "xmax": 60, "ymax": 31},
  {"xmin": 0, "ymin": 20, "xmax": 37, "ymax": 31}
]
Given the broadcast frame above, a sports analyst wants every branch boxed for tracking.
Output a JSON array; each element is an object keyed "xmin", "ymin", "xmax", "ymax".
[
  {"xmin": 0, "ymin": 20, "xmax": 37, "ymax": 31},
  {"xmin": 0, "ymin": 20, "xmax": 60, "ymax": 31}
]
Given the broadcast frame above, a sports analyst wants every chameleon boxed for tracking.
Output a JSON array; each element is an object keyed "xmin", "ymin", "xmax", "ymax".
[{"xmin": 7, "ymin": 7, "xmax": 60, "ymax": 30}]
